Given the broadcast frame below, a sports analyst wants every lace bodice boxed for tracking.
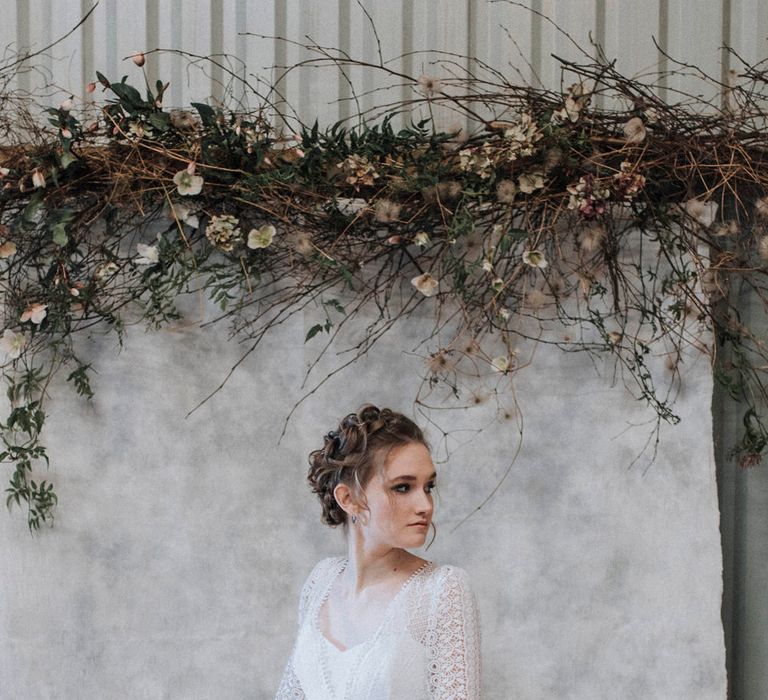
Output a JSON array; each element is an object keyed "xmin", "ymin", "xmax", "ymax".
[{"xmin": 275, "ymin": 557, "xmax": 481, "ymax": 700}]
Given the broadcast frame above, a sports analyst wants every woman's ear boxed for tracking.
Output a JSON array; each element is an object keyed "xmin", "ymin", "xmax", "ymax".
[{"xmin": 333, "ymin": 482, "xmax": 355, "ymax": 518}]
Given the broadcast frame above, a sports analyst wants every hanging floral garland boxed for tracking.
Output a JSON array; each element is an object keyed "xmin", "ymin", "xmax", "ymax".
[{"xmin": 1, "ymin": 45, "xmax": 765, "ymax": 530}]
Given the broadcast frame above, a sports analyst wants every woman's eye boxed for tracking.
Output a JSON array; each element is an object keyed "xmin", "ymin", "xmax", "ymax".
[
  {"xmin": 393, "ymin": 484, "xmax": 410, "ymax": 493},
  {"xmin": 426, "ymin": 482, "xmax": 436, "ymax": 493}
]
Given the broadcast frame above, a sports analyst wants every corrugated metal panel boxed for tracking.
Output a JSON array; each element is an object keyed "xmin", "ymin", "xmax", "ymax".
[{"xmin": 3, "ymin": 1, "xmax": 766, "ymax": 120}]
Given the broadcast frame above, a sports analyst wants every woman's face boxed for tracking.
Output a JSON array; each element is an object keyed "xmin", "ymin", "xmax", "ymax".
[{"xmin": 359, "ymin": 442, "xmax": 436, "ymax": 550}]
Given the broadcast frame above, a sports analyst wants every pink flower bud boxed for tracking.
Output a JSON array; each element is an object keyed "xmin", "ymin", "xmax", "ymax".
[
  {"xmin": 131, "ymin": 52, "xmax": 146, "ymax": 67},
  {"xmin": 85, "ymin": 82, "xmax": 97, "ymax": 94}
]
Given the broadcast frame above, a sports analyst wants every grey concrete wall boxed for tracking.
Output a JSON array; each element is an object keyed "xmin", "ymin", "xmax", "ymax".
[{"xmin": 0, "ymin": 287, "xmax": 726, "ymax": 699}]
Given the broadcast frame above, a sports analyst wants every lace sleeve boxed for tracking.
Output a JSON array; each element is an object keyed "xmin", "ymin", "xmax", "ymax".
[
  {"xmin": 275, "ymin": 560, "xmax": 328, "ymax": 699},
  {"xmin": 426, "ymin": 566, "xmax": 482, "ymax": 700}
]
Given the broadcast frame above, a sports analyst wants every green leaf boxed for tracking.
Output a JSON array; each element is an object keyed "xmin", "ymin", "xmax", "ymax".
[
  {"xmin": 148, "ymin": 112, "xmax": 170, "ymax": 132},
  {"xmin": 191, "ymin": 102, "xmax": 217, "ymax": 128},
  {"xmin": 110, "ymin": 81, "xmax": 144, "ymax": 112},
  {"xmin": 305, "ymin": 324, "xmax": 324, "ymax": 342},
  {"xmin": 59, "ymin": 151, "xmax": 77, "ymax": 169}
]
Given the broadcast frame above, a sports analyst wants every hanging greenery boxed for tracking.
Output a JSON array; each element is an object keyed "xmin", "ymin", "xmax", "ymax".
[{"xmin": 1, "ymin": 36, "xmax": 766, "ymax": 530}]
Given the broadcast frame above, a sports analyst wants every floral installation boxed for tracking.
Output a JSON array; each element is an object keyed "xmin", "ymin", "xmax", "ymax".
[{"xmin": 0, "ymin": 35, "xmax": 765, "ymax": 531}]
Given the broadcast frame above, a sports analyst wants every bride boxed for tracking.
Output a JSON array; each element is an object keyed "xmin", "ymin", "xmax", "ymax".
[{"xmin": 276, "ymin": 404, "xmax": 481, "ymax": 699}]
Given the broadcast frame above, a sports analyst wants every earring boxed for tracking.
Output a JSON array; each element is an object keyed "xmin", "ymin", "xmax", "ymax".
[{"xmin": 351, "ymin": 514, "xmax": 357, "ymax": 525}]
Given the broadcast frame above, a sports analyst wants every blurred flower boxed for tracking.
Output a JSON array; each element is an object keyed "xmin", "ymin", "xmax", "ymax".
[
  {"xmin": 422, "ymin": 181, "xmax": 462, "ymax": 203},
  {"xmin": 59, "ymin": 97, "xmax": 74, "ymax": 112},
  {"xmin": 491, "ymin": 356, "xmax": 510, "ymax": 373},
  {"xmin": 458, "ymin": 144, "xmax": 494, "ymax": 179},
  {"xmin": 0, "ymin": 167, "xmax": 9, "ymax": 177},
  {"xmin": 247, "ymin": 224, "xmax": 276, "ymax": 249},
  {"xmin": 85, "ymin": 82, "xmax": 97, "ymax": 94},
  {"xmin": 136, "ymin": 243, "xmax": 159, "ymax": 265},
  {"xmin": 496, "ymin": 179, "xmax": 517, "ymax": 203},
  {"xmin": 0, "ymin": 329, "xmax": 26, "ymax": 359},
  {"xmin": 31, "ymin": 170, "xmax": 46, "ymax": 188},
  {"xmin": 416, "ymin": 74, "xmax": 443, "ymax": 97},
  {"xmin": 481, "ymin": 259, "xmax": 494, "ymax": 273},
  {"xmin": 0, "ymin": 241, "xmax": 16, "ymax": 258},
  {"xmin": 414, "ymin": 232, "xmax": 430, "ymax": 247},
  {"xmin": 522, "ymin": 250, "xmax": 548, "ymax": 269},
  {"xmin": 374, "ymin": 199, "xmax": 401, "ymax": 224},
  {"xmin": 95, "ymin": 261, "xmax": 119, "ymax": 280},
  {"xmin": 166, "ymin": 201, "xmax": 199, "ymax": 229},
  {"xmin": 292, "ymin": 231, "xmax": 314, "ymax": 255},
  {"xmin": 411, "ymin": 272, "xmax": 439, "ymax": 297},
  {"xmin": 173, "ymin": 165, "xmax": 204, "ymax": 196},
  {"xmin": 491, "ymin": 277, "xmax": 504, "ymax": 292},
  {"xmin": 683, "ymin": 198, "xmax": 718, "ymax": 227},
  {"xmin": 205, "ymin": 214, "xmax": 241, "ymax": 252},
  {"xmin": 20, "ymin": 302, "xmax": 47, "ymax": 324},
  {"xmin": 580, "ymin": 223, "xmax": 606, "ymax": 253},
  {"xmin": 612, "ymin": 161, "xmax": 646, "ymax": 200},
  {"xmin": 623, "ymin": 117, "xmax": 646, "ymax": 144},
  {"xmin": 338, "ymin": 154, "xmax": 379, "ymax": 188},
  {"xmin": 169, "ymin": 110, "xmax": 197, "ymax": 130},
  {"xmin": 498, "ymin": 307, "xmax": 511, "ymax": 321},
  {"xmin": 335, "ymin": 197, "xmax": 368, "ymax": 217},
  {"xmin": 518, "ymin": 170, "xmax": 546, "ymax": 194}
]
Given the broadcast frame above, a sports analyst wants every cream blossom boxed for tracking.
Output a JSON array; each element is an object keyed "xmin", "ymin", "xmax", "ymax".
[
  {"xmin": 59, "ymin": 97, "xmax": 74, "ymax": 112},
  {"xmin": 0, "ymin": 329, "xmax": 26, "ymax": 359},
  {"xmin": 0, "ymin": 166, "xmax": 10, "ymax": 177},
  {"xmin": 247, "ymin": 224, "xmax": 276, "ymax": 249},
  {"xmin": 374, "ymin": 199, "xmax": 401, "ymax": 224},
  {"xmin": 496, "ymin": 179, "xmax": 517, "ymax": 203},
  {"xmin": 416, "ymin": 74, "xmax": 443, "ymax": 97},
  {"xmin": 623, "ymin": 117, "xmax": 646, "ymax": 144},
  {"xmin": 173, "ymin": 166, "xmax": 204, "ymax": 196},
  {"xmin": 522, "ymin": 249, "xmax": 548, "ymax": 269},
  {"xmin": 95, "ymin": 261, "xmax": 119, "ymax": 280},
  {"xmin": 491, "ymin": 356, "xmax": 510, "ymax": 373},
  {"xmin": 136, "ymin": 243, "xmax": 159, "ymax": 265},
  {"xmin": 335, "ymin": 197, "xmax": 368, "ymax": 217},
  {"xmin": 20, "ymin": 302, "xmax": 48, "ymax": 324},
  {"xmin": 683, "ymin": 198, "xmax": 718, "ymax": 227},
  {"xmin": 411, "ymin": 272, "xmax": 439, "ymax": 297},
  {"xmin": 166, "ymin": 201, "xmax": 200, "ymax": 229},
  {"xmin": 414, "ymin": 232, "xmax": 431, "ymax": 248},
  {"xmin": 481, "ymin": 259, "xmax": 494, "ymax": 273},
  {"xmin": 491, "ymin": 277, "xmax": 504, "ymax": 293},
  {"xmin": 31, "ymin": 170, "xmax": 46, "ymax": 188},
  {"xmin": 0, "ymin": 241, "xmax": 17, "ymax": 258},
  {"xmin": 518, "ymin": 171, "xmax": 546, "ymax": 194}
]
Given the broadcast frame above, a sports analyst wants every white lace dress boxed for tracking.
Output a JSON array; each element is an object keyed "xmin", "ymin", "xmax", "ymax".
[{"xmin": 275, "ymin": 556, "xmax": 481, "ymax": 700}]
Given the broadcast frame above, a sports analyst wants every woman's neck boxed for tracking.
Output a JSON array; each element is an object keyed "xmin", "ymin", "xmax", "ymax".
[{"xmin": 343, "ymin": 535, "xmax": 421, "ymax": 595}]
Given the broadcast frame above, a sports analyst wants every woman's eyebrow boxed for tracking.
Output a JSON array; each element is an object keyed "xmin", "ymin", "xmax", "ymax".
[{"xmin": 389, "ymin": 472, "xmax": 437, "ymax": 482}]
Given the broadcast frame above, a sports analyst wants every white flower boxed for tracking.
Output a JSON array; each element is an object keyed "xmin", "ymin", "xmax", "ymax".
[
  {"xmin": 414, "ymin": 232, "xmax": 431, "ymax": 247},
  {"xmin": 95, "ymin": 261, "xmax": 119, "ymax": 280},
  {"xmin": 0, "ymin": 241, "xmax": 17, "ymax": 258},
  {"xmin": 173, "ymin": 167, "xmax": 204, "ymax": 196},
  {"xmin": 623, "ymin": 117, "xmax": 646, "ymax": 144},
  {"xmin": 411, "ymin": 272, "xmax": 439, "ymax": 297},
  {"xmin": 59, "ymin": 97, "xmax": 74, "ymax": 112},
  {"xmin": 335, "ymin": 197, "xmax": 368, "ymax": 217},
  {"xmin": 247, "ymin": 224, "xmax": 276, "ymax": 249},
  {"xmin": 374, "ymin": 199, "xmax": 401, "ymax": 224},
  {"xmin": 496, "ymin": 179, "xmax": 517, "ymax": 203},
  {"xmin": 518, "ymin": 171, "xmax": 546, "ymax": 194},
  {"xmin": 20, "ymin": 302, "xmax": 47, "ymax": 324},
  {"xmin": 683, "ymin": 198, "xmax": 718, "ymax": 227},
  {"xmin": 416, "ymin": 74, "xmax": 443, "ymax": 97},
  {"xmin": 31, "ymin": 170, "xmax": 46, "ymax": 188},
  {"xmin": 0, "ymin": 329, "xmax": 26, "ymax": 359},
  {"xmin": 481, "ymin": 259, "xmax": 494, "ymax": 273},
  {"xmin": 491, "ymin": 356, "xmax": 510, "ymax": 373},
  {"xmin": 0, "ymin": 167, "xmax": 10, "ymax": 177},
  {"xmin": 136, "ymin": 243, "xmax": 159, "ymax": 265},
  {"xmin": 522, "ymin": 250, "xmax": 548, "ymax": 269},
  {"xmin": 498, "ymin": 307, "xmax": 511, "ymax": 321},
  {"xmin": 166, "ymin": 201, "xmax": 199, "ymax": 229}
]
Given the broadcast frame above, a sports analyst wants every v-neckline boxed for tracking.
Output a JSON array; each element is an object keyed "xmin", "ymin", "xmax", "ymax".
[{"xmin": 315, "ymin": 557, "xmax": 432, "ymax": 653}]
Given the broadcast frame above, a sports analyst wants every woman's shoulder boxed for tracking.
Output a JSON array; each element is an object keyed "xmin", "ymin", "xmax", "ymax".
[
  {"xmin": 303, "ymin": 556, "xmax": 345, "ymax": 587},
  {"xmin": 421, "ymin": 562, "xmax": 475, "ymax": 596}
]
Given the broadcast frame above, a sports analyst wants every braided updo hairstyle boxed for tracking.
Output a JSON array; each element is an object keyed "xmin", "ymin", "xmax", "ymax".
[{"xmin": 307, "ymin": 404, "xmax": 430, "ymax": 527}]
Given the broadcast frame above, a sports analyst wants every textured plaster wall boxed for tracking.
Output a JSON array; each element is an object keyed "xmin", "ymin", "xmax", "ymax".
[{"xmin": 0, "ymin": 289, "xmax": 726, "ymax": 699}]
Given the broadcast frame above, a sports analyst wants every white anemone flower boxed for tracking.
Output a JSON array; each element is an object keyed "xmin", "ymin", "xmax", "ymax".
[
  {"xmin": 0, "ymin": 329, "xmax": 26, "ymax": 359},
  {"xmin": 136, "ymin": 243, "xmax": 159, "ymax": 265},
  {"xmin": 518, "ymin": 171, "xmax": 546, "ymax": 194},
  {"xmin": 247, "ymin": 224, "xmax": 276, "ymax": 249},
  {"xmin": 522, "ymin": 250, "xmax": 548, "ymax": 269},
  {"xmin": 20, "ymin": 302, "xmax": 47, "ymax": 324},
  {"xmin": 166, "ymin": 201, "xmax": 200, "ymax": 229},
  {"xmin": 173, "ymin": 166, "xmax": 204, "ymax": 196},
  {"xmin": 411, "ymin": 272, "xmax": 439, "ymax": 297},
  {"xmin": 414, "ymin": 232, "xmax": 431, "ymax": 248}
]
